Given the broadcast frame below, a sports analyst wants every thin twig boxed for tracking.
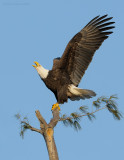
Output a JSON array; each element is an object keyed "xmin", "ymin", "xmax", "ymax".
[
  {"xmin": 21, "ymin": 121, "xmax": 43, "ymax": 134},
  {"xmin": 59, "ymin": 106, "xmax": 107, "ymax": 121},
  {"xmin": 30, "ymin": 127, "xmax": 43, "ymax": 134}
]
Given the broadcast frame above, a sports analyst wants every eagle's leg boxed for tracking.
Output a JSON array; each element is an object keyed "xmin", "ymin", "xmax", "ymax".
[{"xmin": 51, "ymin": 103, "xmax": 60, "ymax": 111}]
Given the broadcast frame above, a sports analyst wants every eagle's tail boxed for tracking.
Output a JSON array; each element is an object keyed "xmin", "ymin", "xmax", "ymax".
[{"xmin": 68, "ymin": 85, "xmax": 96, "ymax": 101}]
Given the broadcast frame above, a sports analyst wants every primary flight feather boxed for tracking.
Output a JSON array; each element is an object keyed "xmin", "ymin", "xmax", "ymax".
[{"xmin": 33, "ymin": 15, "xmax": 115, "ymax": 105}]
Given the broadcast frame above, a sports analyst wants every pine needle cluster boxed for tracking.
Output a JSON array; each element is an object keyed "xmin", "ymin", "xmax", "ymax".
[
  {"xmin": 60, "ymin": 95, "xmax": 122, "ymax": 130},
  {"xmin": 15, "ymin": 114, "xmax": 31, "ymax": 138}
]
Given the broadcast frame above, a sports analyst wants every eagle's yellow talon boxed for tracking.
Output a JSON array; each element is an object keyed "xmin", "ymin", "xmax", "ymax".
[{"xmin": 51, "ymin": 103, "xmax": 60, "ymax": 111}]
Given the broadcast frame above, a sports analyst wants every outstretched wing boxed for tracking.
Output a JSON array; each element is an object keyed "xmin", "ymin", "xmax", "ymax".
[{"xmin": 54, "ymin": 15, "xmax": 115, "ymax": 86}]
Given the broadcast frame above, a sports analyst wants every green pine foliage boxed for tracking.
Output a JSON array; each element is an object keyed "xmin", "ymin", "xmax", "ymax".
[
  {"xmin": 60, "ymin": 95, "xmax": 122, "ymax": 130},
  {"xmin": 15, "ymin": 113, "xmax": 30, "ymax": 138}
]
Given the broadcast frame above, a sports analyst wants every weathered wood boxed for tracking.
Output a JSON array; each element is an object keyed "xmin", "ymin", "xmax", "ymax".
[
  {"xmin": 44, "ymin": 128, "xmax": 59, "ymax": 160},
  {"xmin": 35, "ymin": 109, "xmax": 60, "ymax": 160}
]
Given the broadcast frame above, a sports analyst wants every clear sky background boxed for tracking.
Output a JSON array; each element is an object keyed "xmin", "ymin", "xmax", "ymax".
[{"xmin": 0, "ymin": 0, "xmax": 124, "ymax": 160}]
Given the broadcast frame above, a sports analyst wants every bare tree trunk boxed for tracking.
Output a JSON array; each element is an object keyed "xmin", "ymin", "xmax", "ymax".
[
  {"xmin": 44, "ymin": 128, "xmax": 59, "ymax": 160},
  {"xmin": 34, "ymin": 109, "xmax": 60, "ymax": 160}
]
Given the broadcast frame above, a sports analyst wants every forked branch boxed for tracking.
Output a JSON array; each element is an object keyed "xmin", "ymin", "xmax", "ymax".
[{"xmin": 15, "ymin": 95, "xmax": 122, "ymax": 160}]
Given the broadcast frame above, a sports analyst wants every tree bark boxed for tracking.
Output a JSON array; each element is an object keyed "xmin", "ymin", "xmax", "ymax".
[
  {"xmin": 44, "ymin": 128, "xmax": 59, "ymax": 160},
  {"xmin": 35, "ymin": 109, "xmax": 60, "ymax": 160}
]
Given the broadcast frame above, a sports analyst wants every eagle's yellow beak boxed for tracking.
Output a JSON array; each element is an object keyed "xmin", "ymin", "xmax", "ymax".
[{"xmin": 32, "ymin": 61, "xmax": 40, "ymax": 68}]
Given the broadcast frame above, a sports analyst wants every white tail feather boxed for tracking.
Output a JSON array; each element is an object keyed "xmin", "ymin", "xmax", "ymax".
[{"xmin": 68, "ymin": 85, "xmax": 96, "ymax": 100}]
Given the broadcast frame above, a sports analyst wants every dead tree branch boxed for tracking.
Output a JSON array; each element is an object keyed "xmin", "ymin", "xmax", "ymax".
[{"xmin": 20, "ymin": 108, "xmax": 60, "ymax": 160}]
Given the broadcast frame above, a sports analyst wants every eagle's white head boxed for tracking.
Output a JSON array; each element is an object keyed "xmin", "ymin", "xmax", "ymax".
[{"xmin": 32, "ymin": 61, "xmax": 49, "ymax": 79}]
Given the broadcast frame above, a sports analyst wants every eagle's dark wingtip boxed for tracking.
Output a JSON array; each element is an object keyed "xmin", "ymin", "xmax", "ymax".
[{"xmin": 85, "ymin": 14, "xmax": 115, "ymax": 29}]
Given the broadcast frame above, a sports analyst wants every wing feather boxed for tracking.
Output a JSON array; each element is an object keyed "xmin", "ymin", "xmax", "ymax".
[
  {"xmin": 52, "ymin": 57, "xmax": 61, "ymax": 70},
  {"xmin": 53, "ymin": 15, "xmax": 115, "ymax": 86}
]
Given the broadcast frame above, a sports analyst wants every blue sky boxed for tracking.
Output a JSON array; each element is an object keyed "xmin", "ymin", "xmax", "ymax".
[{"xmin": 0, "ymin": 0, "xmax": 124, "ymax": 159}]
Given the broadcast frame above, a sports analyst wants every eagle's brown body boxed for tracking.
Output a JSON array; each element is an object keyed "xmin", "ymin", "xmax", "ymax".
[
  {"xmin": 33, "ymin": 15, "xmax": 115, "ymax": 104},
  {"xmin": 43, "ymin": 69, "xmax": 72, "ymax": 103}
]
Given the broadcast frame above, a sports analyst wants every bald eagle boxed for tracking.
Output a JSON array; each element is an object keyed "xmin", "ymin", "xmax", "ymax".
[{"xmin": 33, "ymin": 15, "xmax": 115, "ymax": 107}]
